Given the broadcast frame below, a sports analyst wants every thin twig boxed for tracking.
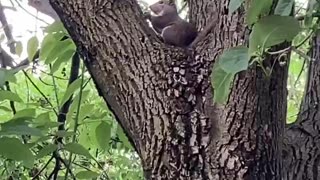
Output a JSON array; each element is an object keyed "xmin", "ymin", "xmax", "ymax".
[
  {"xmin": 178, "ymin": 2, "xmax": 187, "ymax": 15},
  {"xmin": 13, "ymin": 0, "xmax": 49, "ymax": 25},
  {"xmin": 65, "ymin": 61, "xmax": 84, "ymax": 180},
  {"xmin": 292, "ymin": 47, "xmax": 313, "ymax": 61},
  {"xmin": 296, "ymin": 12, "xmax": 320, "ymax": 21},
  {"xmin": 31, "ymin": 155, "xmax": 54, "ymax": 180},
  {"xmin": 294, "ymin": 57, "xmax": 307, "ymax": 87},
  {"xmin": 50, "ymin": 64, "xmax": 60, "ymax": 109},
  {"xmin": 23, "ymin": 70, "xmax": 58, "ymax": 115},
  {"xmin": 39, "ymin": 69, "xmax": 69, "ymax": 80},
  {"xmin": 59, "ymin": 156, "xmax": 76, "ymax": 180}
]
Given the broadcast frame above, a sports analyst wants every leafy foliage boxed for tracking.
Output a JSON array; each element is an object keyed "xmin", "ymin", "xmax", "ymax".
[
  {"xmin": 0, "ymin": 0, "xmax": 314, "ymax": 179},
  {"xmin": 275, "ymin": 0, "xmax": 294, "ymax": 16},
  {"xmin": 212, "ymin": 46, "xmax": 249, "ymax": 103},
  {"xmin": 0, "ymin": 7, "xmax": 142, "ymax": 180},
  {"xmin": 249, "ymin": 15, "xmax": 300, "ymax": 55},
  {"xmin": 213, "ymin": 0, "xmax": 302, "ymax": 105}
]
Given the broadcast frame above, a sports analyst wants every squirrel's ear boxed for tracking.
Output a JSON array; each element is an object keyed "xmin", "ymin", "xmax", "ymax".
[
  {"xmin": 168, "ymin": 0, "xmax": 177, "ymax": 8},
  {"xmin": 168, "ymin": 0, "xmax": 176, "ymax": 5}
]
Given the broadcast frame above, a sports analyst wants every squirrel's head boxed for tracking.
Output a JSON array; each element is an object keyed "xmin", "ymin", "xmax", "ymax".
[{"xmin": 149, "ymin": 0, "xmax": 177, "ymax": 16}]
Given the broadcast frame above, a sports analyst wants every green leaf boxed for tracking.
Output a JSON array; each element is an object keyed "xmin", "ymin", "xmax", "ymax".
[
  {"xmin": 76, "ymin": 171, "xmax": 100, "ymax": 179},
  {"xmin": 117, "ymin": 125, "xmax": 132, "ymax": 149},
  {"xmin": 55, "ymin": 130, "xmax": 76, "ymax": 137},
  {"xmin": 39, "ymin": 32, "xmax": 66, "ymax": 61},
  {"xmin": 0, "ymin": 69, "xmax": 9, "ymax": 87},
  {"xmin": 0, "ymin": 90, "xmax": 23, "ymax": 102},
  {"xmin": 249, "ymin": 15, "xmax": 301, "ymax": 55},
  {"xmin": 0, "ymin": 137, "xmax": 34, "ymax": 167},
  {"xmin": 0, "ymin": 125, "xmax": 43, "ymax": 136},
  {"xmin": 15, "ymin": 41, "xmax": 23, "ymax": 57},
  {"xmin": 0, "ymin": 105, "xmax": 11, "ymax": 112},
  {"xmin": 246, "ymin": 0, "xmax": 273, "ymax": 25},
  {"xmin": 64, "ymin": 143, "xmax": 92, "ymax": 158},
  {"xmin": 44, "ymin": 21, "xmax": 67, "ymax": 33},
  {"xmin": 51, "ymin": 50, "xmax": 75, "ymax": 73},
  {"xmin": 36, "ymin": 144, "xmax": 57, "ymax": 159},
  {"xmin": 78, "ymin": 122, "xmax": 100, "ymax": 150},
  {"xmin": 20, "ymin": 174, "xmax": 28, "ymax": 180},
  {"xmin": 60, "ymin": 78, "xmax": 82, "ymax": 106},
  {"xmin": 96, "ymin": 121, "xmax": 111, "ymax": 151},
  {"xmin": 211, "ymin": 65, "xmax": 235, "ymax": 104},
  {"xmin": 39, "ymin": 33, "xmax": 57, "ymax": 61},
  {"xmin": 1, "ymin": 117, "xmax": 29, "ymax": 127},
  {"xmin": 274, "ymin": 0, "xmax": 294, "ymax": 16},
  {"xmin": 78, "ymin": 104, "xmax": 95, "ymax": 121},
  {"xmin": 34, "ymin": 112, "xmax": 51, "ymax": 124},
  {"xmin": 44, "ymin": 39, "xmax": 74, "ymax": 64},
  {"xmin": 68, "ymin": 90, "xmax": 90, "ymax": 114},
  {"xmin": 228, "ymin": 0, "xmax": 244, "ymax": 15},
  {"xmin": 14, "ymin": 108, "xmax": 36, "ymax": 118},
  {"xmin": 218, "ymin": 46, "xmax": 249, "ymax": 73},
  {"xmin": 27, "ymin": 36, "xmax": 39, "ymax": 61},
  {"xmin": 30, "ymin": 136, "xmax": 52, "ymax": 145},
  {"xmin": 305, "ymin": 0, "xmax": 318, "ymax": 27}
]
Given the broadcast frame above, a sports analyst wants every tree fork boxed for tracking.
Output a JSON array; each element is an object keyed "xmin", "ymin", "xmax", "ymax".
[{"xmin": 48, "ymin": 0, "xmax": 289, "ymax": 179}]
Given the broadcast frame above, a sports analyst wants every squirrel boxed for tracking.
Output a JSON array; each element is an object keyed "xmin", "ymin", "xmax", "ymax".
[{"xmin": 145, "ymin": 0, "xmax": 198, "ymax": 48}]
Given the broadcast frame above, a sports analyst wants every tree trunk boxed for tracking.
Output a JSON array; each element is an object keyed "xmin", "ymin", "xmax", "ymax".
[
  {"xmin": 49, "ymin": 0, "xmax": 289, "ymax": 179},
  {"xmin": 283, "ymin": 31, "xmax": 320, "ymax": 180}
]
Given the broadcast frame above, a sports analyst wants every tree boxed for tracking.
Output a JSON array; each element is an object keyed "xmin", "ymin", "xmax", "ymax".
[
  {"xmin": 0, "ymin": 0, "xmax": 317, "ymax": 179},
  {"xmin": 46, "ymin": 0, "xmax": 302, "ymax": 179}
]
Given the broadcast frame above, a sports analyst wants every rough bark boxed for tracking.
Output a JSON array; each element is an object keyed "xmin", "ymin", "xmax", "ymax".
[
  {"xmin": 48, "ymin": 0, "xmax": 289, "ymax": 179},
  {"xmin": 283, "ymin": 32, "xmax": 320, "ymax": 180}
]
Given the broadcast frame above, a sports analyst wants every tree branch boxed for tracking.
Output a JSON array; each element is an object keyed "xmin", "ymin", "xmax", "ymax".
[{"xmin": 0, "ymin": 2, "xmax": 15, "ymax": 53}]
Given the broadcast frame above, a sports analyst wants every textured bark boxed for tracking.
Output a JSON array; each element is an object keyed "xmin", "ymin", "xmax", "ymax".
[
  {"xmin": 211, "ymin": 49, "xmax": 288, "ymax": 180},
  {"xmin": 48, "ymin": 0, "xmax": 289, "ymax": 179},
  {"xmin": 283, "ymin": 32, "xmax": 320, "ymax": 180}
]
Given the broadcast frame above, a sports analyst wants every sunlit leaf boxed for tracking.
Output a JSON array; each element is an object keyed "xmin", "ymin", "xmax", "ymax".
[
  {"xmin": 78, "ymin": 122, "xmax": 100, "ymax": 150},
  {"xmin": 14, "ymin": 108, "xmax": 36, "ymax": 119},
  {"xmin": 40, "ymin": 33, "xmax": 57, "ymax": 61},
  {"xmin": 246, "ymin": 0, "xmax": 272, "ymax": 25},
  {"xmin": 44, "ymin": 39, "xmax": 74, "ymax": 64},
  {"xmin": 0, "ymin": 106, "xmax": 11, "ymax": 112},
  {"xmin": 44, "ymin": 21, "xmax": 67, "ymax": 33},
  {"xmin": 0, "ymin": 125, "xmax": 43, "ymax": 136},
  {"xmin": 78, "ymin": 104, "xmax": 95, "ymax": 121},
  {"xmin": 60, "ymin": 78, "xmax": 82, "ymax": 106},
  {"xmin": 27, "ymin": 36, "xmax": 39, "ymax": 61},
  {"xmin": 0, "ymin": 90, "xmax": 23, "ymax": 102},
  {"xmin": 211, "ymin": 65, "xmax": 234, "ymax": 104},
  {"xmin": 55, "ymin": 130, "xmax": 76, "ymax": 137},
  {"xmin": 96, "ymin": 121, "xmax": 111, "ymax": 151},
  {"xmin": 64, "ymin": 143, "xmax": 92, "ymax": 158},
  {"xmin": 51, "ymin": 50, "xmax": 75, "ymax": 73},
  {"xmin": 76, "ymin": 171, "xmax": 100, "ymax": 179},
  {"xmin": 117, "ymin": 125, "xmax": 132, "ymax": 149},
  {"xmin": 249, "ymin": 15, "xmax": 301, "ymax": 55},
  {"xmin": 34, "ymin": 112, "xmax": 51, "ymax": 124},
  {"xmin": 36, "ymin": 144, "xmax": 57, "ymax": 159}
]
